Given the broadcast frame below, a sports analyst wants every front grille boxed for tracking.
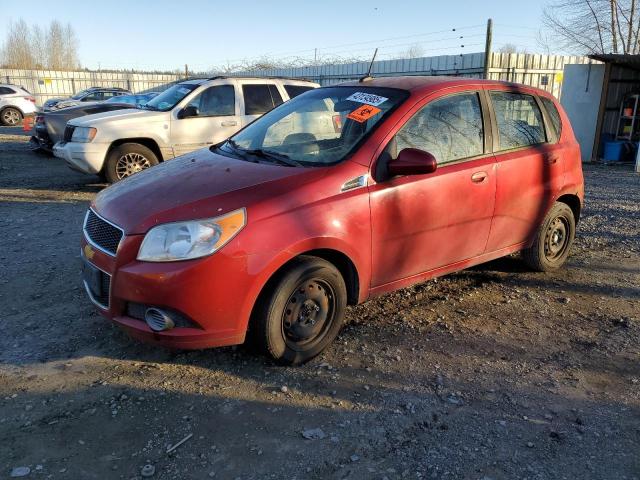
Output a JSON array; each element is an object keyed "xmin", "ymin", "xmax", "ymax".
[
  {"xmin": 84, "ymin": 210, "xmax": 124, "ymax": 256},
  {"xmin": 63, "ymin": 125, "xmax": 75, "ymax": 142}
]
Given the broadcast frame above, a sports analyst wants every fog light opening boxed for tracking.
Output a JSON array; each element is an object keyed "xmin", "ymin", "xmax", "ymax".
[{"xmin": 144, "ymin": 308, "xmax": 175, "ymax": 332}]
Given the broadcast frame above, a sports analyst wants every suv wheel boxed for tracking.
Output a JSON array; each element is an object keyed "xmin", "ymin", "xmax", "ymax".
[
  {"xmin": 522, "ymin": 202, "xmax": 576, "ymax": 272},
  {"xmin": 1, "ymin": 107, "xmax": 23, "ymax": 126},
  {"xmin": 252, "ymin": 256, "xmax": 347, "ymax": 365},
  {"xmin": 104, "ymin": 143, "xmax": 158, "ymax": 183}
]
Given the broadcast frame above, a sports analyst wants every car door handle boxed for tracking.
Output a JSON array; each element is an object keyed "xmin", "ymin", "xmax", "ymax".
[
  {"xmin": 471, "ymin": 171, "xmax": 488, "ymax": 183},
  {"xmin": 545, "ymin": 154, "xmax": 559, "ymax": 165},
  {"xmin": 221, "ymin": 120, "xmax": 237, "ymax": 127}
]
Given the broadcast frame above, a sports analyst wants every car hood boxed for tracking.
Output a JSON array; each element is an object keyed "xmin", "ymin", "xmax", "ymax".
[
  {"xmin": 93, "ymin": 148, "xmax": 328, "ymax": 234},
  {"xmin": 70, "ymin": 108, "xmax": 164, "ymax": 127}
]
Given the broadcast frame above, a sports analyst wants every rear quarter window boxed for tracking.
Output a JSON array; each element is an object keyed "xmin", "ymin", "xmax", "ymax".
[
  {"xmin": 0, "ymin": 87, "xmax": 16, "ymax": 95},
  {"xmin": 540, "ymin": 96, "xmax": 562, "ymax": 140}
]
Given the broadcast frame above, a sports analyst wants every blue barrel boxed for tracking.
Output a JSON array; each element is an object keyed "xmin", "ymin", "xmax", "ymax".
[{"xmin": 603, "ymin": 141, "xmax": 625, "ymax": 161}]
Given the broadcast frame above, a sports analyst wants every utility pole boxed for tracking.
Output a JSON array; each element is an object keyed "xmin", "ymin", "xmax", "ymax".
[
  {"xmin": 184, "ymin": 64, "xmax": 188, "ymax": 79},
  {"xmin": 483, "ymin": 18, "xmax": 493, "ymax": 79}
]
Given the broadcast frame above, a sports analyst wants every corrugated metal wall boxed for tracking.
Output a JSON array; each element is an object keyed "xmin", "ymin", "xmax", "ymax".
[
  {"xmin": 232, "ymin": 52, "xmax": 593, "ymax": 98},
  {"xmin": 0, "ymin": 69, "xmax": 183, "ymax": 105}
]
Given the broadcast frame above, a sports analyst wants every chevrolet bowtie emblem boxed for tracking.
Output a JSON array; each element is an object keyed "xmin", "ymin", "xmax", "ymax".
[{"xmin": 83, "ymin": 244, "xmax": 95, "ymax": 260}]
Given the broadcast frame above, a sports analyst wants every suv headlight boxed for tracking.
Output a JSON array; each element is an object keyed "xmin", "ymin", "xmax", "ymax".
[
  {"xmin": 71, "ymin": 127, "xmax": 97, "ymax": 143},
  {"xmin": 137, "ymin": 208, "xmax": 246, "ymax": 262}
]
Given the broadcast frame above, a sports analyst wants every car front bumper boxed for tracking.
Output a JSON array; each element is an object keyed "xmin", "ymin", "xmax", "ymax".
[
  {"xmin": 54, "ymin": 141, "xmax": 108, "ymax": 174},
  {"xmin": 80, "ymin": 232, "xmax": 262, "ymax": 350}
]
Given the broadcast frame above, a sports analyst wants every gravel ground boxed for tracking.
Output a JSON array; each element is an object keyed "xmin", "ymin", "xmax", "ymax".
[{"xmin": 0, "ymin": 130, "xmax": 639, "ymax": 480}]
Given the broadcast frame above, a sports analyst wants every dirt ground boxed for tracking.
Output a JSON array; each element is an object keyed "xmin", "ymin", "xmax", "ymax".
[{"xmin": 0, "ymin": 129, "xmax": 638, "ymax": 480}]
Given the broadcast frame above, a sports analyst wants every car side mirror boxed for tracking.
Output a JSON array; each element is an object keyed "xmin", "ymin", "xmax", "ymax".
[
  {"xmin": 177, "ymin": 105, "xmax": 199, "ymax": 119},
  {"xmin": 387, "ymin": 148, "xmax": 437, "ymax": 176}
]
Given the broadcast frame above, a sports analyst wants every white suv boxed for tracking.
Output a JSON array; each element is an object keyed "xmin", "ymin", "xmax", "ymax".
[
  {"xmin": 0, "ymin": 84, "xmax": 37, "ymax": 126},
  {"xmin": 54, "ymin": 77, "xmax": 319, "ymax": 182}
]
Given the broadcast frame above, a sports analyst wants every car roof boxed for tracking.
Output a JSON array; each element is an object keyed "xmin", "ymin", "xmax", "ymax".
[
  {"xmin": 337, "ymin": 75, "xmax": 551, "ymax": 97},
  {"xmin": 177, "ymin": 76, "xmax": 318, "ymax": 86}
]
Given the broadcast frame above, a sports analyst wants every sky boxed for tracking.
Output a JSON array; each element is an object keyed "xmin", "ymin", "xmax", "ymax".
[{"xmin": 0, "ymin": 0, "xmax": 546, "ymax": 72}]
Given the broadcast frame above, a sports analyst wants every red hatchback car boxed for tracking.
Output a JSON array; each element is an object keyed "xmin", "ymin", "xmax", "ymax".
[{"xmin": 81, "ymin": 76, "xmax": 583, "ymax": 364}]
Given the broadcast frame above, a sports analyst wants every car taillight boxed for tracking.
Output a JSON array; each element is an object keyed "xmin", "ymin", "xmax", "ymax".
[
  {"xmin": 26, "ymin": 96, "xmax": 36, "ymax": 103},
  {"xmin": 332, "ymin": 114, "xmax": 343, "ymax": 133}
]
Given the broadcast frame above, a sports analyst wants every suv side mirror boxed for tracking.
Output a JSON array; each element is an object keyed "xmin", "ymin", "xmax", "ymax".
[
  {"xmin": 388, "ymin": 148, "xmax": 437, "ymax": 176},
  {"xmin": 177, "ymin": 105, "xmax": 199, "ymax": 119}
]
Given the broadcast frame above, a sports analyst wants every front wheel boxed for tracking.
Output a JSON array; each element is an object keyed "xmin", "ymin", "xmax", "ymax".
[
  {"xmin": 252, "ymin": 256, "xmax": 347, "ymax": 365},
  {"xmin": 522, "ymin": 202, "xmax": 576, "ymax": 272},
  {"xmin": 104, "ymin": 143, "xmax": 158, "ymax": 183},
  {"xmin": 1, "ymin": 107, "xmax": 23, "ymax": 126}
]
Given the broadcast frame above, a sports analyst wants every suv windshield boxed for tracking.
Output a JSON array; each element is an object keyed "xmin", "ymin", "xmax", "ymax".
[
  {"xmin": 223, "ymin": 86, "xmax": 408, "ymax": 166},
  {"xmin": 143, "ymin": 83, "xmax": 200, "ymax": 111}
]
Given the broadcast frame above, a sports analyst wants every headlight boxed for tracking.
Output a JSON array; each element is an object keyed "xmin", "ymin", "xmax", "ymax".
[
  {"xmin": 71, "ymin": 126, "xmax": 97, "ymax": 143},
  {"xmin": 137, "ymin": 208, "xmax": 246, "ymax": 262}
]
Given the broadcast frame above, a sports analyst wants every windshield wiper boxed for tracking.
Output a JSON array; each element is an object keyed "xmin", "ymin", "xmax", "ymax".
[
  {"xmin": 243, "ymin": 148, "xmax": 302, "ymax": 167},
  {"xmin": 224, "ymin": 140, "xmax": 302, "ymax": 167}
]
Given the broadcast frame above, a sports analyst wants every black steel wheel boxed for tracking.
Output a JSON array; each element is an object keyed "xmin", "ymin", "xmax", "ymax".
[
  {"xmin": 252, "ymin": 256, "xmax": 347, "ymax": 365},
  {"xmin": 523, "ymin": 202, "xmax": 576, "ymax": 272}
]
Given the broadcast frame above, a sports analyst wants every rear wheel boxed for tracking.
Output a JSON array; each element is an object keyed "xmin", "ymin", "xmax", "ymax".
[
  {"xmin": 104, "ymin": 143, "xmax": 158, "ymax": 183},
  {"xmin": 522, "ymin": 202, "xmax": 575, "ymax": 272},
  {"xmin": 252, "ymin": 256, "xmax": 347, "ymax": 365},
  {"xmin": 1, "ymin": 107, "xmax": 22, "ymax": 126}
]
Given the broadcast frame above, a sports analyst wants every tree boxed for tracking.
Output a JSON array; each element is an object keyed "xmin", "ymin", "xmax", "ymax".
[
  {"xmin": 1, "ymin": 19, "xmax": 35, "ymax": 68},
  {"xmin": 404, "ymin": 43, "xmax": 425, "ymax": 58},
  {"xmin": 497, "ymin": 43, "xmax": 529, "ymax": 54},
  {"xmin": 0, "ymin": 18, "xmax": 80, "ymax": 69},
  {"xmin": 543, "ymin": 0, "xmax": 640, "ymax": 54}
]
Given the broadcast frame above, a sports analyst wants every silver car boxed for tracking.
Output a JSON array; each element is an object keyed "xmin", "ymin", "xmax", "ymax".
[
  {"xmin": 0, "ymin": 84, "xmax": 38, "ymax": 126},
  {"xmin": 43, "ymin": 87, "xmax": 132, "ymax": 111}
]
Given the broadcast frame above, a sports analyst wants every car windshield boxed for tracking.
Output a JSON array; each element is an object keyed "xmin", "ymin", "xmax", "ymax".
[
  {"xmin": 71, "ymin": 89, "xmax": 91, "ymax": 100},
  {"xmin": 222, "ymin": 86, "xmax": 408, "ymax": 166},
  {"xmin": 104, "ymin": 95, "xmax": 136, "ymax": 105},
  {"xmin": 143, "ymin": 83, "xmax": 200, "ymax": 111}
]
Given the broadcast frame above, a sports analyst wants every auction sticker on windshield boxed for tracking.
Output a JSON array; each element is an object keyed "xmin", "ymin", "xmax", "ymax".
[
  {"xmin": 347, "ymin": 105, "xmax": 381, "ymax": 123},
  {"xmin": 346, "ymin": 92, "xmax": 388, "ymax": 106}
]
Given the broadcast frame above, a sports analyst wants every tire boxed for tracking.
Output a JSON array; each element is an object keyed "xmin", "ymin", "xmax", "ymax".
[
  {"xmin": 252, "ymin": 256, "xmax": 347, "ymax": 365},
  {"xmin": 104, "ymin": 143, "xmax": 158, "ymax": 183},
  {"xmin": 522, "ymin": 202, "xmax": 576, "ymax": 272},
  {"xmin": 1, "ymin": 107, "xmax": 23, "ymax": 126}
]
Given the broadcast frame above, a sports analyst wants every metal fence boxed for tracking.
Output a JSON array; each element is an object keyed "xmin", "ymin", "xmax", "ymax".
[
  {"xmin": 1, "ymin": 53, "xmax": 594, "ymax": 107},
  {"xmin": 0, "ymin": 69, "xmax": 184, "ymax": 105},
  {"xmin": 232, "ymin": 52, "xmax": 594, "ymax": 99}
]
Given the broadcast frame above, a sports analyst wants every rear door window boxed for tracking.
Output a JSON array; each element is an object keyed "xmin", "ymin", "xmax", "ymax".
[
  {"xmin": 396, "ymin": 92, "xmax": 485, "ymax": 164},
  {"xmin": 490, "ymin": 91, "xmax": 546, "ymax": 150},
  {"xmin": 243, "ymin": 84, "xmax": 279, "ymax": 115},
  {"xmin": 284, "ymin": 84, "xmax": 314, "ymax": 99}
]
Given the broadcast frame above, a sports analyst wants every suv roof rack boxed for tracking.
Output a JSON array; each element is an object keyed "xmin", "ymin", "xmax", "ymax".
[{"xmin": 205, "ymin": 75, "xmax": 314, "ymax": 83}]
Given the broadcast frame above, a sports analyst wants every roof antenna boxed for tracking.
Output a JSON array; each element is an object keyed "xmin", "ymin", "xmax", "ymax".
[{"xmin": 359, "ymin": 48, "xmax": 378, "ymax": 82}]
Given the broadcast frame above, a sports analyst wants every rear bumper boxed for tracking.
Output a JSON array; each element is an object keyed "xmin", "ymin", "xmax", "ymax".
[{"xmin": 54, "ymin": 141, "xmax": 108, "ymax": 174}]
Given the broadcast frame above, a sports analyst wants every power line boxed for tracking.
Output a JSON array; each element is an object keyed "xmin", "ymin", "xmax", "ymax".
[{"xmin": 215, "ymin": 24, "xmax": 486, "ymax": 65}]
